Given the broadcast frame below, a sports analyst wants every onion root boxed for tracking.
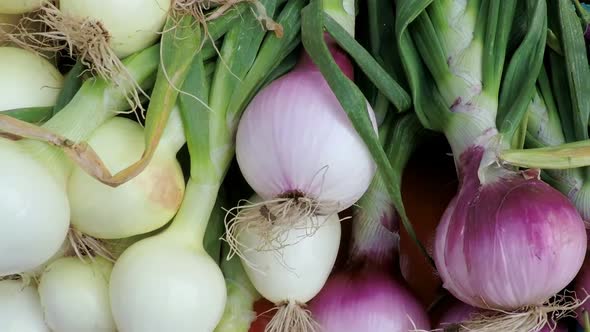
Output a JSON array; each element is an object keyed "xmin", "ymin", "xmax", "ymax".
[
  {"xmin": 172, "ymin": 0, "xmax": 283, "ymax": 37},
  {"xmin": 67, "ymin": 228, "xmax": 115, "ymax": 263},
  {"xmin": 411, "ymin": 291, "xmax": 589, "ymax": 332},
  {"xmin": 4, "ymin": 1, "xmax": 147, "ymax": 119},
  {"xmin": 265, "ymin": 301, "xmax": 318, "ymax": 332},
  {"xmin": 224, "ymin": 197, "xmax": 341, "ymax": 270}
]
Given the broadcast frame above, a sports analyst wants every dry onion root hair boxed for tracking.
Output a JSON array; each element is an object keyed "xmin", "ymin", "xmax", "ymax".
[
  {"xmin": 172, "ymin": 0, "xmax": 283, "ymax": 38},
  {"xmin": 2, "ymin": 1, "xmax": 149, "ymax": 120},
  {"xmin": 223, "ymin": 195, "xmax": 343, "ymax": 271}
]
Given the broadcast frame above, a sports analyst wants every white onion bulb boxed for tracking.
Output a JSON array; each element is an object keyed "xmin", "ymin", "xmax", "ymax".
[
  {"xmin": 0, "ymin": 137, "xmax": 69, "ymax": 276},
  {"xmin": 38, "ymin": 256, "xmax": 115, "ymax": 332},
  {"xmin": 109, "ymin": 230, "xmax": 226, "ymax": 331},
  {"xmin": 0, "ymin": 47, "xmax": 63, "ymax": 111},
  {"xmin": 238, "ymin": 212, "xmax": 341, "ymax": 304},
  {"xmin": 0, "ymin": 280, "xmax": 50, "ymax": 332},
  {"xmin": 68, "ymin": 116, "xmax": 185, "ymax": 239}
]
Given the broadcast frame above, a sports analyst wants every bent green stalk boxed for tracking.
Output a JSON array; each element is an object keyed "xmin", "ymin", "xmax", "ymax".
[{"xmin": 3, "ymin": 44, "xmax": 159, "ymax": 186}]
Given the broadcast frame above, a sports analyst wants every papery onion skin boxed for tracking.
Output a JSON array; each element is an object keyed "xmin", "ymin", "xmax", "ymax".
[
  {"xmin": 435, "ymin": 146, "xmax": 587, "ymax": 310},
  {"xmin": 235, "ymin": 46, "xmax": 376, "ymax": 212},
  {"xmin": 437, "ymin": 299, "xmax": 567, "ymax": 332},
  {"xmin": 0, "ymin": 280, "xmax": 50, "ymax": 332},
  {"xmin": 309, "ymin": 268, "xmax": 430, "ymax": 331}
]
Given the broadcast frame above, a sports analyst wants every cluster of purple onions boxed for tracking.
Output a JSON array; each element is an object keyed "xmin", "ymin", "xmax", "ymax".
[
  {"xmin": 232, "ymin": 9, "xmax": 590, "ymax": 332},
  {"xmin": 234, "ymin": 41, "xmax": 590, "ymax": 332}
]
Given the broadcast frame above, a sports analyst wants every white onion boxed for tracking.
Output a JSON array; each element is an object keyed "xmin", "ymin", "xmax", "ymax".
[
  {"xmin": 109, "ymin": 180, "xmax": 227, "ymax": 332},
  {"xmin": 68, "ymin": 116, "xmax": 185, "ymax": 239},
  {"xmin": 235, "ymin": 67, "xmax": 376, "ymax": 211},
  {"xmin": 0, "ymin": 46, "xmax": 63, "ymax": 111},
  {"xmin": 0, "ymin": 280, "xmax": 50, "ymax": 332},
  {"xmin": 59, "ymin": 0, "xmax": 171, "ymax": 58},
  {"xmin": 38, "ymin": 256, "xmax": 115, "ymax": 332},
  {"xmin": 109, "ymin": 234, "xmax": 227, "ymax": 332},
  {"xmin": 238, "ymin": 211, "xmax": 341, "ymax": 304},
  {"xmin": 0, "ymin": 138, "xmax": 69, "ymax": 276}
]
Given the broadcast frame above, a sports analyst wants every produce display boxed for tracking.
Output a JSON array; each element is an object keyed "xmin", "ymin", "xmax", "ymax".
[{"xmin": 1, "ymin": 0, "xmax": 590, "ymax": 332}]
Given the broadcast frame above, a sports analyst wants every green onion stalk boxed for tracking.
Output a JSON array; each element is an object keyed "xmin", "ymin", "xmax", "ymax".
[
  {"xmin": 107, "ymin": 1, "xmax": 303, "ymax": 331},
  {"xmin": 395, "ymin": 0, "xmax": 589, "ymax": 331}
]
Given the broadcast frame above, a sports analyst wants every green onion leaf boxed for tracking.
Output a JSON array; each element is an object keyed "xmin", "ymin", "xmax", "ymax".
[
  {"xmin": 496, "ymin": 0, "xmax": 547, "ymax": 145},
  {"xmin": 557, "ymin": 0, "xmax": 590, "ymax": 142},
  {"xmin": 394, "ymin": 0, "xmax": 451, "ymax": 132},
  {"xmin": 501, "ymin": 139, "xmax": 590, "ymax": 169},
  {"xmin": 324, "ymin": 14, "xmax": 412, "ymax": 112},
  {"xmin": 3, "ymin": 107, "xmax": 53, "ymax": 124},
  {"xmin": 226, "ymin": 0, "xmax": 306, "ymax": 122},
  {"xmin": 53, "ymin": 61, "xmax": 84, "ymax": 115}
]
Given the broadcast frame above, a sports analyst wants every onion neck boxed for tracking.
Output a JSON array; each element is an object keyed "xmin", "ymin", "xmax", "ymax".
[
  {"xmin": 444, "ymin": 92, "xmax": 499, "ymax": 161},
  {"xmin": 349, "ymin": 173, "xmax": 398, "ymax": 269},
  {"xmin": 164, "ymin": 178, "xmax": 222, "ymax": 251}
]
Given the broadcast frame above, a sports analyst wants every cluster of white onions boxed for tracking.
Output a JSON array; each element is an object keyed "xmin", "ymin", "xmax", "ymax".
[{"xmin": 0, "ymin": 1, "xmax": 195, "ymax": 330}]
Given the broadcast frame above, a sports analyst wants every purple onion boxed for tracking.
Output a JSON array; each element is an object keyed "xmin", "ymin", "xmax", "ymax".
[
  {"xmin": 437, "ymin": 299, "xmax": 567, "ymax": 332},
  {"xmin": 309, "ymin": 268, "xmax": 430, "ymax": 331},
  {"xmin": 235, "ymin": 43, "xmax": 377, "ymax": 213},
  {"xmin": 435, "ymin": 146, "xmax": 587, "ymax": 310}
]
